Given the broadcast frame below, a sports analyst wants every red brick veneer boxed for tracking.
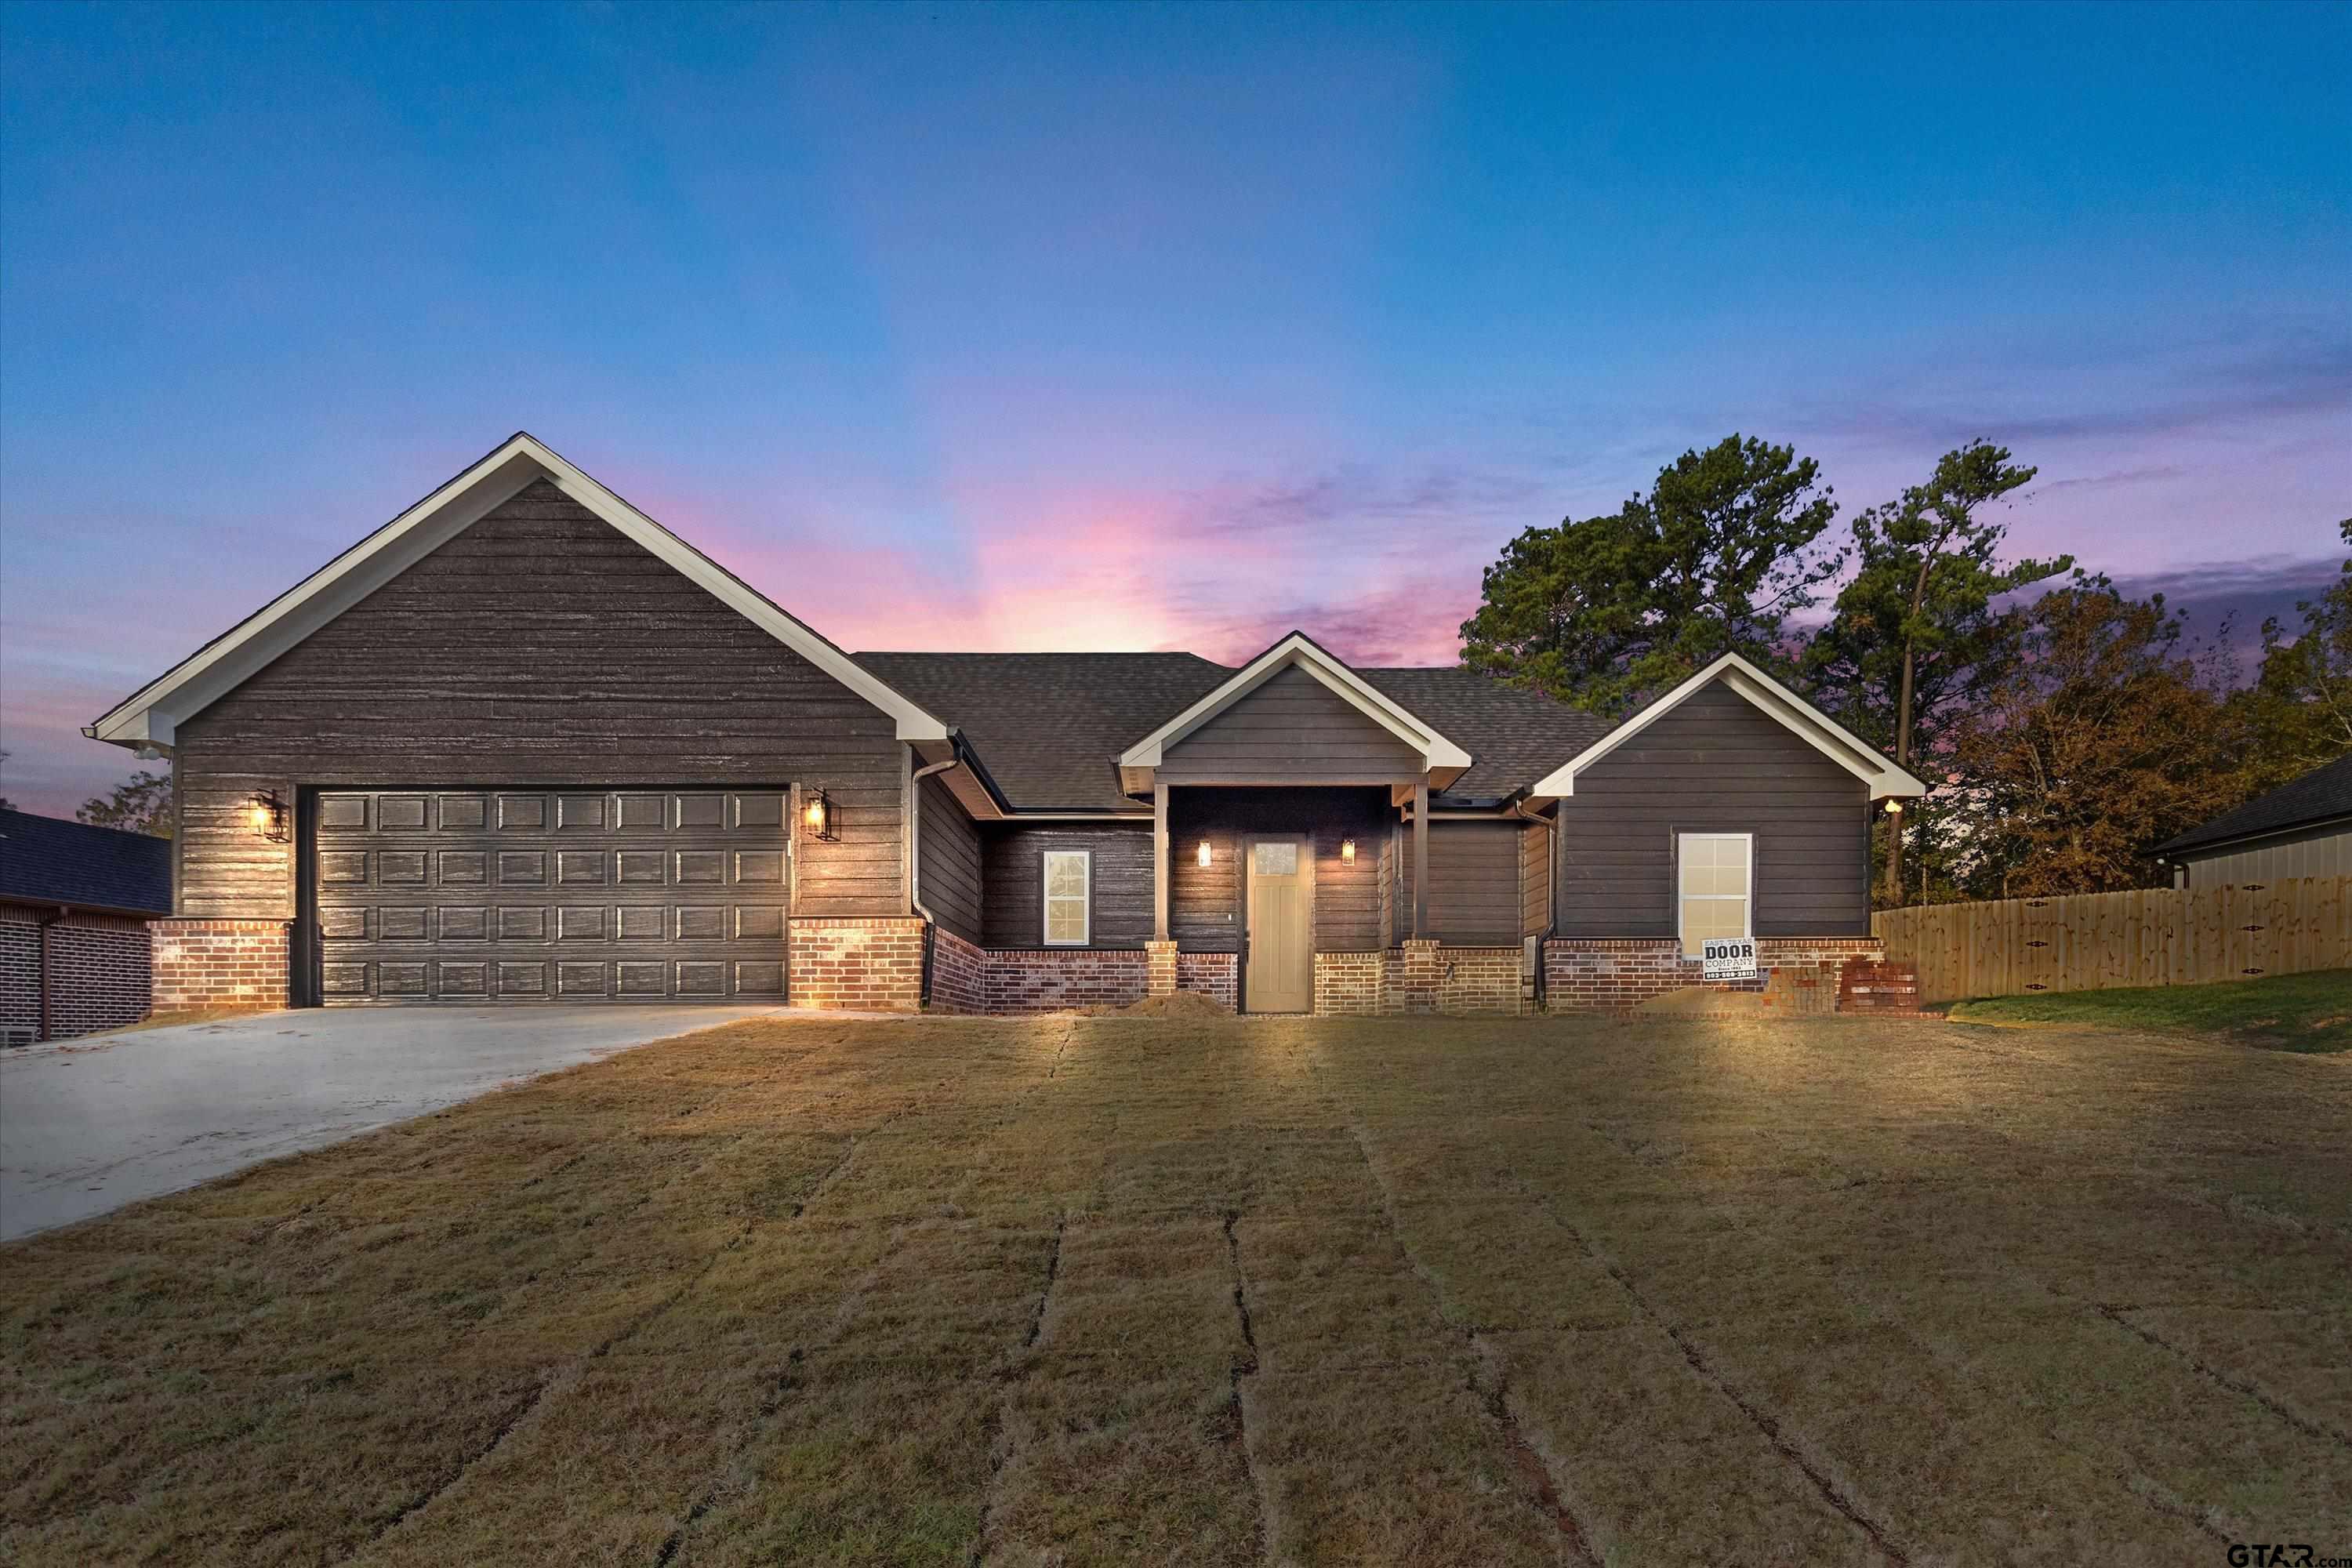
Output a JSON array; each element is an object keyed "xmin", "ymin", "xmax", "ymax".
[
  {"xmin": 1313, "ymin": 952, "xmax": 1384, "ymax": 1016},
  {"xmin": 151, "ymin": 919, "xmax": 289, "ymax": 1013},
  {"xmin": 927, "ymin": 926, "xmax": 989, "ymax": 1014},
  {"xmin": 1176, "ymin": 952, "xmax": 1237, "ymax": 1012},
  {"xmin": 982, "ymin": 948, "xmax": 1149, "ymax": 1014},
  {"xmin": 1433, "ymin": 946, "xmax": 1526, "ymax": 1015},
  {"xmin": 789, "ymin": 916, "xmax": 925, "ymax": 1012},
  {"xmin": 1543, "ymin": 937, "xmax": 1886, "ymax": 1015}
]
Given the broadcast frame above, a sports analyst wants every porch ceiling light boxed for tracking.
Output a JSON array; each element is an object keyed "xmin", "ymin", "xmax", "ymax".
[
  {"xmin": 246, "ymin": 789, "xmax": 289, "ymax": 843},
  {"xmin": 803, "ymin": 789, "xmax": 837, "ymax": 840},
  {"xmin": 1196, "ymin": 839, "xmax": 1211, "ymax": 867},
  {"xmin": 1884, "ymin": 798, "xmax": 1904, "ymax": 814}
]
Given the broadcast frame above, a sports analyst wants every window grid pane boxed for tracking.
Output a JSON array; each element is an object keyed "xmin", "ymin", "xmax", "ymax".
[
  {"xmin": 1043, "ymin": 851, "xmax": 1090, "ymax": 945},
  {"xmin": 1678, "ymin": 834, "xmax": 1750, "ymax": 956}
]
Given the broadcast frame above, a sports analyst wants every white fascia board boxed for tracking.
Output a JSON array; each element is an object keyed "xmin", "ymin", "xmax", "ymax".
[
  {"xmin": 1527, "ymin": 652, "xmax": 1927, "ymax": 800},
  {"xmin": 1117, "ymin": 632, "xmax": 1472, "ymax": 772},
  {"xmin": 87, "ymin": 434, "xmax": 950, "ymax": 747}
]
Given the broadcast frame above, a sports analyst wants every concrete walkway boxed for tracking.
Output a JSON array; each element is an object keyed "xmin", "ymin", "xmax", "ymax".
[{"xmin": 0, "ymin": 1004, "xmax": 789, "ymax": 1242}]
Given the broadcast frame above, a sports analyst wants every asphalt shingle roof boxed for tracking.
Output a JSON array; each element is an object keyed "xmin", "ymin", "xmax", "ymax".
[
  {"xmin": 0, "ymin": 809, "xmax": 173, "ymax": 915},
  {"xmin": 1354, "ymin": 667, "xmax": 1613, "ymax": 801},
  {"xmin": 2153, "ymin": 752, "xmax": 2352, "ymax": 858},
  {"xmin": 854, "ymin": 652, "xmax": 1231, "ymax": 811},
  {"xmin": 852, "ymin": 652, "xmax": 1608, "ymax": 811}
]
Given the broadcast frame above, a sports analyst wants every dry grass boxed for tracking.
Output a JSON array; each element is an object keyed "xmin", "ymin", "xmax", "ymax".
[{"xmin": 4, "ymin": 1010, "xmax": 2348, "ymax": 1566}]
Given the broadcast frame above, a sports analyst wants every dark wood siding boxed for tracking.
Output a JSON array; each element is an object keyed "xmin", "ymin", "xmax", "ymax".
[
  {"xmin": 916, "ymin": 773, "xmax": 982, "ymax": 945},
  {"xmin": 1160, "ymin": 666, "xmax": 1422, "ymax": 783},
  {"xmin": 1519, "ymin": 813, "xmax": 1553, "ymax": 938},
  {"xmin": 1555, "ymin": 681, "xmax": 1870, "ymax": 938},
  {"xmin": 982, "ymin": 825, "xmax": 1152, "ymax": 948},
  {"xmin": 1167, "ymin": 787, "xmax": 1388, "ymax": 953},
  {"xmin": 172, "ymin": 480, "xmax": 907, "ymax": 921},
  {"xmin": 1398, "ymin": 819, "xmax": 1525, "ymax": 946}
]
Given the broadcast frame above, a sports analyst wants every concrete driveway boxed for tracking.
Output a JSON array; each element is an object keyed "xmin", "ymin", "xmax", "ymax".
[{"xmin": 0, "ymin": 1005, "xmax": 786, "ymax": 1242}]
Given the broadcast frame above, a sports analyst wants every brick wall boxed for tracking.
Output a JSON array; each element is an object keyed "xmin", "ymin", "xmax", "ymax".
[
  {"xmin": 1434, "ymin": 946, "xmax": 1526, "ymax": 1016},
  {"xmin": 0, "ymin": 910, "xmax": 36, "ymax": 1042},
  {"xmin": 1176, "ymin": 952, "xmax": 1236, "ymax": 1012},
  {"xmin": 1544, "ymin": 937, "xmax": 1886, "ymax": 1015},
  {"xmin": 982, "ymin": 948, "xmax": 1149, "ymax": 1014},
  {"xmin": 1390, "ymin": 939, "xmax": 1442, "ymax": 1015},
  {"xmin": 1313, "ymin": 951, "xmax": 1385, "ymax": 1016},
  {"xmin": 151, "ymin": 918, "xmax": 290, "ymax": 1012},
  {"xmin": 927, "ymin": 925, "xmax": 989, "ymax": 1015},
  {"xmin": 788, "ymin": 916, "xmax": 925, "ymax": 1012}
]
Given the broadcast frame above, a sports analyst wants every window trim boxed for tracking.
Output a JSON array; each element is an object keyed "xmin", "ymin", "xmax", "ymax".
[
  {"xmin": 1041, "ymin": 848, "xmax": 1091, "ymax": 947},
  {"xmin": 1675, "ymin": 832, "xmax": 1753, "ymax": 958}
]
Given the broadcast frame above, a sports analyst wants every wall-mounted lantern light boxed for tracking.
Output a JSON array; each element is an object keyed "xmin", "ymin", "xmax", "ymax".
[
  {"xmin": 802, "ymin": 789, "xmax": 837, "ymax": 841},
  {"xmin": 1196, "ymin": 839, "xmax": 1212, "ymax": 868},
  {"xmin": 1340, "ymin": 837, "xmax": 1357, "ymax": 862},
  {"xmin": 246, "ymin": 789, "xmax": 289, "ymax": 843}
]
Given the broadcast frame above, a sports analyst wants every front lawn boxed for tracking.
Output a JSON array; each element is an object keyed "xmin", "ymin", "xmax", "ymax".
[
  {"xmin": 1951, "ymin": 967, "xmax": 2352, "ymax": 1052},
  {"xmin": 4, "ymin": 1011, "xmax": 2348, "ymax": 1565}
]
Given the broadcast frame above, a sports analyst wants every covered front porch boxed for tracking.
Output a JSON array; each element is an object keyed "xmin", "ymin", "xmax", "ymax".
[{"xmin": 1137, "ymin": 779, "xmax": 1529, "ymax": 1016}]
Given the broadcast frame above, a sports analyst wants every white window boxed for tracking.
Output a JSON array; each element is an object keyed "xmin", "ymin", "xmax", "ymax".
[
  {"xmin": 1677, "ymin": 833, "xmax": 1751, "ymax": 958},
  {"xmin": 1042, "ymin": 850, "xmax": 1091, "ymax": 946}
]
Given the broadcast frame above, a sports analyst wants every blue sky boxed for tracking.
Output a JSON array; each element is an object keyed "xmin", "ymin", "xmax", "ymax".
[{"xmin": 3, "ymin": 1, "xmax": 2347, "ymax": 814}]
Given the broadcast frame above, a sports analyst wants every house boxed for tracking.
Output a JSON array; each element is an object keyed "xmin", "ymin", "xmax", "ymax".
[
  {"xmin": 2152, "ymin": 752, "xmax": 2352, "ymax": 887},
  {"xmin": 0, "ymin": 809, "xmax": 174, "ymax": 1043},
  {"xmin": 84, "ymin": 434, "xmax": 1925, "ymax": 1018}
]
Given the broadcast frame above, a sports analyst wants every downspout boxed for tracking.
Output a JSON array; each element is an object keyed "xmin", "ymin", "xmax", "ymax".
[
  {"xmin": 1508, "ymin": 798, "xmax": 1556, "ymax": 1011},
  {"xmin": 909, "ymin": 753, "xmax": 962, "ymax": 1007}
]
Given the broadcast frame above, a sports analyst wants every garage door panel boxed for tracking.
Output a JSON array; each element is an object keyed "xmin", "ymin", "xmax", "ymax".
[{"xmin": 314, "ymin": 787, "xmax": 791, "ymax": 1005}]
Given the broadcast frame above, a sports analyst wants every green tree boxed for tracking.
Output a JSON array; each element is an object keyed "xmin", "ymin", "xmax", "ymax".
[
  {"xmin": 1461, "ymin": 434, "xmax": 1842, "ymax": 717},
  {"xmin": 78, "ymin": 768, "xmax": 175, "ymax": 839},
  {"xmin": 2230, "ymin": 519, "xmax": 2352, "ymax": 789},
  {"xmin": 1947, "ymin": 575, "xmax": 2246, "ymax": 897},
  {"xmin": 1802, "ymin": 441, "xmax": 2072, "ymax": 906}
]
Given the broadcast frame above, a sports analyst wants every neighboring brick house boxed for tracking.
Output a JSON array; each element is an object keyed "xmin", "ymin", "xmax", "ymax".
[
  {"xmin": 84, "ymin": 432, "xmax": 1926, "ymax": 1020},
  {"xmin": 0, "ymin": 809, "xmax": 173, "ymax": 1044}
]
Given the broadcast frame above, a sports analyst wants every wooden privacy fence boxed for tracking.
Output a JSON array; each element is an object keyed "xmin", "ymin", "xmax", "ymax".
[{"xmin": 1872, "ymin": 877, "xmax": 2352, "ymax": 1004}]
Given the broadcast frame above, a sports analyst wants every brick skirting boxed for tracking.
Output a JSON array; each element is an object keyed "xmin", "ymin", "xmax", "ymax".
[
  {"xmin": 1433, "ymin": 946, "xmax": 1526, "ymax": 1015},
  {"xmin": 982, "ymin": 947, "xmax": 1149, "ymax": 1014},
  {"xmin": 1176, "ymin": 952, "xmax": 1237, "ymax": 1012},
  {"xmin": 1314, "ymin": 951, "xmax": 1385, "ymax": 1016},
  {"xmin": 151, "ymin": 919, "xmax": 289, "ymax": 1014},
  {"xmin": 3, "ymin": 904, "xmax": 158, "ymax": 1042},
  {"xmin": 789, "ymin": 917, "xmax": 925, "ymax": 1012},
  {"xmin": 927, "ymin": 926, "xmax": 989, "ymax": 1014},
  {"xmin": 1544, "ymin": 937, "xmax": 1887, "ymax": 1015}
]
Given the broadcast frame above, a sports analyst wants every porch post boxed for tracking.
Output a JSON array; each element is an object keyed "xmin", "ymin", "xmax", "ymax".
[
  {"xmin": 1411, "ymin": 775, "xmax": 1429, "ymax": 938},
  {"xmin": 1146, "ymin": 780, "xmax": 1178, "ymax": 999},
  {"xmin": 1152, "ymin": 781, "xmax": 1171, "ymax": 942}
]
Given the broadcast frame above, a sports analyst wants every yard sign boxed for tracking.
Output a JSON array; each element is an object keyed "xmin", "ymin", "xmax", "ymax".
[{"xmin": 1702, "ymin": 938, "xmax": 1758, "ymax": 981}]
